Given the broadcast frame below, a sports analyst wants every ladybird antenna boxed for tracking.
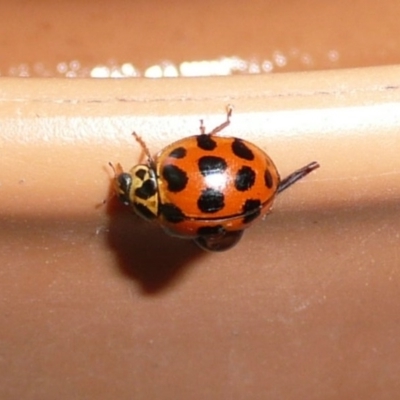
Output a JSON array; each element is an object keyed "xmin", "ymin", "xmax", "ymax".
[
  {"xmin": 132, "ymin": 131, "xmax": 154, "ymax": 164},
  {"xmin": 278, "ymin": 161, "xmax": 320, "ymax": 194}
]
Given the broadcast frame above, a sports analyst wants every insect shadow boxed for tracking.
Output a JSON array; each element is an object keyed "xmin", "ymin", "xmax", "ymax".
[{"xmin": 105, "ymin": 188, "xmax": 205, "ymax": 294}]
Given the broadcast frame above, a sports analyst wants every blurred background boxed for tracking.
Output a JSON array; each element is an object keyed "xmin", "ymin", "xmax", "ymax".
[{"xmin": 2, "ymin": 0, "xmax": 400, "ymax": 78}]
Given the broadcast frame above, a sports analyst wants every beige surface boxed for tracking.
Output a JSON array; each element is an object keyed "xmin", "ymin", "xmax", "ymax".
[{"xmin": 1, "ymin": 1, "xmax": 400, "ymax": 400}]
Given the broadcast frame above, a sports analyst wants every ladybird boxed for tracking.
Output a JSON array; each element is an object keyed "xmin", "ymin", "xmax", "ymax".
[{"xmin": 111, "ymin": 106, "xmax": 319, "ymax": 252}]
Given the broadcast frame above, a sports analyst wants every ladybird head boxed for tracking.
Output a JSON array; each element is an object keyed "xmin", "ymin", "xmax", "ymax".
[
  {"xmin": 111, "ymin": 163, "xmax": 159, "ymax": 221},
  {"xmin": 109, "ymin": 162, "xmax": 130, "ymax": 205}
]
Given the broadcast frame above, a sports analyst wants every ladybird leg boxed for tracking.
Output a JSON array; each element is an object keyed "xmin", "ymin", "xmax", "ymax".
[
  {"xmin": 102, "ymin": 162, "xmax": 122, "ymax": 205},
  {"xmin": 194, "ymin": 230, "xmax": 244, "ymax": 252},
  {"xmin": 108, "ymin": 161, "xmax": 124, "ymax": 176},
  {"xmin": 277, "ymin": 161, "xmax": 320, "ymax": 194},
  {"xmin": 207, "ymin": 104, "xmax": 233, "ymax": 136},
  {"xmin": 132, "ymin": 131, "xmax": 155, "ymax": 165},
  {"xmin": 199, "ymin": 119, "xmax": 206, "ymax": 135}
]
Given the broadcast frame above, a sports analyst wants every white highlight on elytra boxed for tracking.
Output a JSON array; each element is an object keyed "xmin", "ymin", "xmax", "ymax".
[{"xmin": 204, "ymin": 173, "xmax": 227, "ymax": 190}]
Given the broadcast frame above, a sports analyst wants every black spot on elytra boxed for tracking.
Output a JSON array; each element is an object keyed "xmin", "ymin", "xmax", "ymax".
[
  {"xmin": 197, "ymin": 134, "xmax": 217, "ymax": 151},
  {"xmin": 242, "ymin": 199, "xmax": 261, "ymax": 213},
  {"xmin": 243, "ymin": 209, "xmax": 261, "ymax": 224},
  {"xmin": 264, "ymin": 168, "xmax": 273, "ymax": 189},
  {"xmin": 134, "ymin": 179, "xmax": 157, "ymax": 200},
  {"xmin": 135, "ymin": 169, "xmax": 147, "ymax": 180},
  {"xmin": 197, "ymin": 225, "xmax": 226, "ymax": 236},
  {"xmin": 197, "ymin": 188, "xmax": 225, "ymax": 213},
  {"xmin": 198, "ymin": 156, "xmax": 228, "ymax": 177},
  {"xmin": 242, "ymin": 199, "xmax": 262, "ymax": 224},
  {"xmin": 232, "ymin": 138, "xmax": 254, "ymax": 160},
  {"xmin": 134, "ymin": 202, "xmax": 156, "ymax": 220},
  {"xmin": 168, "ymin": 147, "xmax": 187, "ymax": 159},
  {"xmin": 160, "ymin": 203, "xmax": 186, "ymax": 223},
  {"xmin": 162, "ymin": 165, "xmax": 188, "ymax": 192},
  {"xmin": 234, "ymin": 166, "xmax": 256, "ymax": 191}
]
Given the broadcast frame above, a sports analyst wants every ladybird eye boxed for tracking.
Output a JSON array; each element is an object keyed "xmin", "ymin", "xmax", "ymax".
[{"xmin": 116, "ymin": 173, "xmax": 132, "ymax": 205}]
